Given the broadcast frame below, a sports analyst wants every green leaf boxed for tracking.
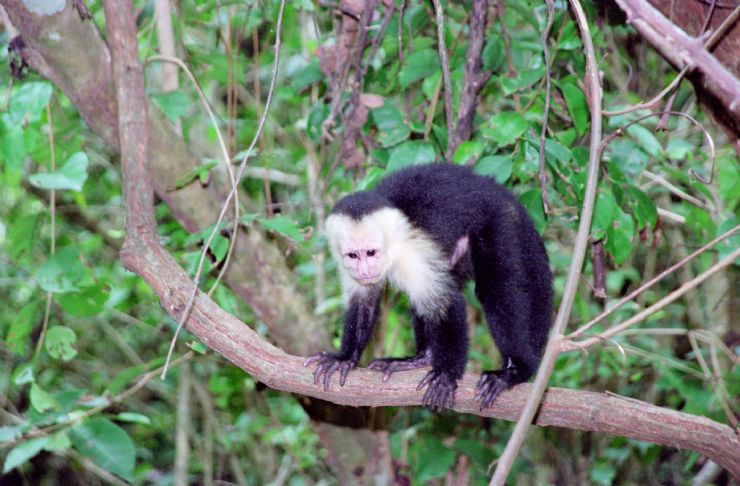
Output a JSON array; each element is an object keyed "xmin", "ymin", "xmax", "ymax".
[
  {"xmin": 451, "ymin": 140, "xmax": 484, "ymax": 165},
  {"xmin": 171, "ymin": 160, "xmax": 219, "ymax": 190},
  {"xmin": 716, "ymin": 217, "xmax": 740, "ymax": 263},
  {"xmin": 44, "ymin": 431, "xmax": 72, "ymax": 452},
  {"xmin": 399, "ymin": 49, "xmax": 439, "ymax": 88},
  {"xmin": 474, "ymin": 155, "xmax": 512, "ymax": 183},
  {"xmin": 482, "ymin": 112, "xmax": 528, "ymax": 146},
  {"xmin": 482, "ymin": 35, "xmax": 505, "ymax": 72},
  {"xmin": 415, "ymin": 438, "xmax": 456, "ymax": 482},
  {"xmin": 12, "ymin": 363, "xmax": 34, "ymax": 385},
  {"xmin": 70, "ymin": 418, "xmax": 135, "ymax": 481},
  {"xmin": 258, "ymin": 215, "xmax": 304, "ymax": 242},
  {"xmin": 665, "ymin": 138, "xmax": 694, "ymax": 161},
  {"xmin": 386, "ymin": 141, "xmax": 436, "ymax": 172},
  {"xmin": 0, "ymin": 123, "xmax": 27, "ymax": 170},
  {"xmin": 292, "ymin": 59, "xmax": 324, "ymax": 91},
  {"xmin": 627, "ymin": 124, "xmax": 662, "ymax": 156},
  {"xmin": 57, "ymin": 284, "xmax": 109, "ymax": 317},
  {"xmin": 519, "ymin": 190, "xmax": 547, "ymax": 234},
  {"xmin": 356, "ymin": 166, "xmax": 386, "ymax": 191},
  {"xmin": 306, "ymin": 101, "xmax": 329, "ymax": 142},
  {"xmin": 590, "ymin": 460, "xmax": 617, "ymax": 486},
  {"xmin": 499, "ymin": 67, "xmax": 545, "ymax": 94},
  {"xmin": 30, "ymin": 383, "xmax": 59, "ymax": 413},
  {"xmin": 29, "ymin": 152, "xmax": 89, "ymax": 191},
  {"xmin": 45, "ymin": 326, "xmax": 78, "ymax": 361},
  {"xmin": 7, "ymin": 214, "xmax": 39, "ymax": 261},
  {"xmin": 626, "ymin": 186, "xmax": 657, "ymax": 228},
  {"xmin": 591, "ymin": 189, "xmax": 618, "ymax": 240},
  {"xmin": 606, "ymin": 209, "xmax": 634, "ymax": 265},
  {"xmin": 6, "ymin": 82, "xmax": 53, "ymax": 124},
  {"xmin": 6, "ymin": 301, "xmax": 40, "ymax": 356},
  {"xmin": 372, "ymin": 103, "xmax": 410, "ymax": 148},
  {"xmin": 0, "ymin": 425, "xmax": 25, "ymax": 442},
  {"xmin": 115, "ymin": 412, "xmax": 152, "ymax": 425},
  {"xmin": 3, "ymin": 437, "xmax": 49, "ymax": 473},
  {"xmin": 35, "ymin": 247, "xmax": 85, "ymax": 293},
  {"xmin": 561, "ymin": 81, "xmax": 588, "ymax": 135},
  {"xmin": 151, "ymin": 90, "xmax": 191, "ymax": 123},
  {"xmin": 108, "ymin": 364, "xmax": 148, "ymax": 396}
]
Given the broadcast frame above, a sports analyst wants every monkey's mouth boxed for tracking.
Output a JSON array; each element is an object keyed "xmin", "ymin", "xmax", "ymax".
[{"xmin": 356, "ymin": 275, "xmax": 380, "ymax": 285}]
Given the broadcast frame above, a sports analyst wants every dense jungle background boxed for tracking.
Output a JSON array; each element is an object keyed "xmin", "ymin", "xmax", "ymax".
[{"xmin": 0, "ymin": 0, "xmax": 738, "ymax": 484}]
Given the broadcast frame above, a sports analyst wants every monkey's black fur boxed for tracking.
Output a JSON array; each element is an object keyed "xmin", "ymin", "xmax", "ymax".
[{"xmin": 308, "ymin": 163, "xmax": 552, "ymax": 411}]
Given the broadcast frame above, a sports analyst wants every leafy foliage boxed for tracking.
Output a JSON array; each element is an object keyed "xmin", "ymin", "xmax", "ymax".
[{"xmin": 0, "ymin": 0, "xmax": 737, "ymax": 484}]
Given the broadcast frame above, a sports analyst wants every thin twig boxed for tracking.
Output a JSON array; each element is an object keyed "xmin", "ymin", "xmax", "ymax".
[
  {"xmin": 538, "ymin": 0, "xmax": 555, "ymax": 214},
  {"xmin": 687, "ymin": 332, "xmax": 738, "ymax": 430},
  {"xmin": 564, "ymin": 246, "xmax": 740, "ymax": 351},
  {"xmin": 363, "ymin": 2, "xmax": 396, "ymax": 77},
  {"xmin": 489, "ymin": 0, "xmax": 604, "ymax": 482},
  {"xmin": 145, "ymin": 55, "xmax": 240, "ymax": 298},
  {"xmin": 160, "ymin": 0, "xmax": 287, "ymax": 379},
  {"xmin": 2, "ymin": 352, "xmax": 194, "ymax": 448},
  {"xmin": 566, "ymin": 223, "xmax": 739, "ymax": 339},
  {"xmin": 34, "ymin": 102, "xmax": 57, "ymax": 362},
  {"xmin": 600, "ymin": 111, "xmax": 716, "ymax": 184},
  {"xmin": 642, "ymin": 170, "xmax": 712, "ymax": 210},
  {"xmin": 431, "ymin": 0, "xmax": 455, "ymax": 160}
]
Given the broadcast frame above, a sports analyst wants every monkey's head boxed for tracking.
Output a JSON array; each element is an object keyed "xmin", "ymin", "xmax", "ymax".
[
  {"xmin": 326, "ymin": 211, "xmax": 387, "ymax": 285},
  {"xmin": 326, "ymin": 192, "xmax": 407, "ymax": 286}
]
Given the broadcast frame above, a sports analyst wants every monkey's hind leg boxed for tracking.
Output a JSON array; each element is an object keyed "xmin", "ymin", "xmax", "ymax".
[
  {"xmin": 471, "ymin": 221, "xmax": 551, "ymax": 410},
  {"xmin": 417, "ymin": 293, "xmax": 468, "ymax": 412}
]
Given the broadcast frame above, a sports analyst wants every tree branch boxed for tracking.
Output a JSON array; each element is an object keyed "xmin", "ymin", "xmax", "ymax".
[
  {"xmin": 108, "ymin": 238, "xmax": 740, "ymax": 476},
  {"xmin": 611, "ymin": 0, "xmax": 740, "ymax": 134},
  {"xmin": 448, "ymin": 0, "xmax": 491, "ymax": 158}
]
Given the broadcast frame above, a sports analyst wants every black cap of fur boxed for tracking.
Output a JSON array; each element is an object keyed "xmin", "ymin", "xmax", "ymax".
[{"xmin": 331, "ymin": 191, "xmax": 390, "ymax": 220}]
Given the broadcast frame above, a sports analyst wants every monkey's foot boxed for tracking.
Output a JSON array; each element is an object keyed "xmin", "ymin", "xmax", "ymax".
[
  {"xmin": 304, "ymin": 352, "xmax": 357, "ymax": 391},
  {"xmin": 367, "ymin": 349, "xmax": 432, "ymax": 382},
  {"xmin": 417, "ymin": 370, "xmax": 458, "ymax": 412},
  {"xmin": 474, "ymin": 364, "xmax": 520, "ymax": 410}
]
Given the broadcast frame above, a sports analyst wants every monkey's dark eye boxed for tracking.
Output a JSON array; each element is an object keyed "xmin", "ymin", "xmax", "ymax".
[
  {"xmin": 347, "ymin": 252, "xmax": 358, "ymax": 259},
  {"xmin": 367, "ymin": 250, "xmax": 376, "ymax": 257}
]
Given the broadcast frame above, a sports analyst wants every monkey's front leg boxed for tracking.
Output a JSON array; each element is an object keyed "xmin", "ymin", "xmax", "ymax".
[{"xmin": 304, "ymin": 287, "xmax": 381, "ymax": 391}]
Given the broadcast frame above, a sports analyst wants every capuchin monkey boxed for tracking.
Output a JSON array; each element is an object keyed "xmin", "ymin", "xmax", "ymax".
[{"xmin": 305, "ymin": 163, "xmax": 552, "ymax": 411}]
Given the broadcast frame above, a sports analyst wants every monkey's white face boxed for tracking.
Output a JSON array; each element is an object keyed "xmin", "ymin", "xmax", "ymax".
[
  {"xmin": 338, "ymin": 229, "xmax": 386, "ymax": 285},
  {"xmin": 326, "ymin": 212, "xmax": 391, "ymax": 286}
]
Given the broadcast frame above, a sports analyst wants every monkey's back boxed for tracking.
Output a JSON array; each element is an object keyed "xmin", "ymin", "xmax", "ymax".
[{"xmin": 372, "ymin": 163, "xmax": 528, "ymax": 253}]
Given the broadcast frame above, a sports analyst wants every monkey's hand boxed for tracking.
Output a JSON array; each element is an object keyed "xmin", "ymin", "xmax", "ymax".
[
  {"xmin": 303, "ymin": 352, "xmax": 357, "ymax": 391},
  {"xmin": 368, "ymin": 349, "xmax": 432, "ymax": 382},
  {"xmin": 474, "ymin": 363, "xmax": 520, "ymax": 410},
  {"xmin": 417, "ymin": 370, "xmax": 457, "ymax": 412}
]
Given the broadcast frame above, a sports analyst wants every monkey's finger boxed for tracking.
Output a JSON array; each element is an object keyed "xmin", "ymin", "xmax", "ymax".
[
  {"xmin": 339, "ymin": 364, "xmax": 350, "ymax": 387},
  {"xmin": 323, "ymin": 361, "xmax": 341, "ymax": 391},
  {"xmin": 304, "ymin": 352, "xmax": 330, "ymax": 367},
  {"xmin": 473, "ymin": 381, "xmax": 489, "ymax": 402},
  {"xmin": 382, "ymin": 370, "xmax": 392, "ymax": 382},
  {"xmin": 313, "ymin": 366, "xmax": 326, "ymax": 386},
  {"xmin": 417, "ymin": 371, "xmax": 435, "ymax": 390},
  {"xmin": 367, "ymin": 360, "xmax": 385, "ymax": 371}
]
